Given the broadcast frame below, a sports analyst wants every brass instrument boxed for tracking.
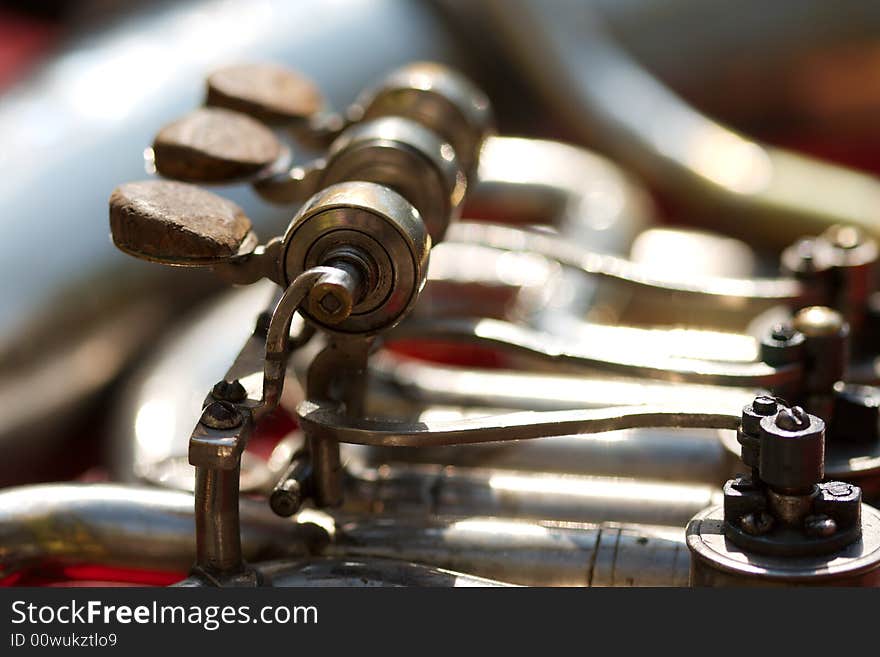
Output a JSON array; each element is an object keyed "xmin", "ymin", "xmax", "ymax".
[{"xmin": 5, "ymin": 0, "xmax": 880, "ymax": 588}]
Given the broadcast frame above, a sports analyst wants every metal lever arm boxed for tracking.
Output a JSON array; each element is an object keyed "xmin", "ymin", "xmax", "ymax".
[
  {"xmin": 188, "ymin": 266, "xmax": 350, "ymax": 583},
  {"xmin": 368, "ymin": 352, "xmax": 760, "ymax": 413},
  {"xmin": 448, "ymin": 222, "xmax": 804, "ymax": 309},
  {"xmin": 258, "ymin": 267, "xmax": 339, "ymax": 415},
  {"xmin": 298, "ymin": 400, "xmax": 741, "ymax": 448},
  {"xmin": 390, "ymin": 317, "xmax": 801, "ymax": 390},
  {"xmin": 190, "ymin": 265, "xmax": 345, "ymax": 443}
]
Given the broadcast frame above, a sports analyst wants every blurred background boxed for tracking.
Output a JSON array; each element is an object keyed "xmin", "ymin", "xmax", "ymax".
[{"xmin": 3, "ymin": 0, "xmax": 880, "ymax": 488}]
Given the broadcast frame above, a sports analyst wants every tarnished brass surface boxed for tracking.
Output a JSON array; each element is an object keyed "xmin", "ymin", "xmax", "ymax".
[
  {"xmin": 109, "ymin": 180, "xmax": 255, "ymax": 263},
  {"xmin": 206, "ymin": 63, "xmax": 324, "ymax": 124}
]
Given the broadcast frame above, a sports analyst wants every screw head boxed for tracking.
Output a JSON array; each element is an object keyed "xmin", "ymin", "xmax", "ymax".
[
  {"xmin": 790, "ymin": 238, "xmax": 819, "ymax": 272},
  {"xmin": 826, "ymin": 225, "xmax": 863, "ymax": 250},
  {"xmin": 201, "ymin": 400, "xmax": 242, "ymax": 430},
  {"xmin": 825, "ymin": 482, "xmax": 854, "ymax": 498},
  {"xmin": 770, "ymin": 324, "xmax": 795, "ymax": 343},
  {"xmin": 804, "ymin": 514, "xmax": 837, "ymax": 538},
  {"xmin": 270, "ymin": 485, "xmax": 303, "ymax": 517},
  {"xmin": 752, "ymin": 395, "xmax": 778, "ymax": 416},
  {"xmin": 211, "ymin": 378, "xmax": 247, "ymax": 403},
  {"xmin": 319, "ymin": 291, "xmax": 342, "ymax": 314},
  {"xmin": 775, "ymin": 405, "xmax": 810, "ymax": 431},
  {"xmin": 306, "ymin": 265, "xmax": 360, "ymax": 325},
  {"xmin": 740, "ymin": 511, "xmax": 774, "ymax": 536}
]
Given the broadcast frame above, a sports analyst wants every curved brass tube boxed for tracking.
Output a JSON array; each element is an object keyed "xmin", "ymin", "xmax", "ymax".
[
  {"xmin": 475, "ymin": 0, "xmax": 880, "ymax": 246},
  {"xmin": 469, "ymin": 136, "xmax": 651, "ymax": 243}
]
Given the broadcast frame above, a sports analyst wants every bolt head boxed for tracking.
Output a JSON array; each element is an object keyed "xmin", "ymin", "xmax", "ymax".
[
  {"xmin": 201, "ymin": 400, "xmax": 242, "ymax": 430},
  {"xmin": 804, "ymin": 514, "xmax": 837, "ymax": 538},
  {"xmin": 826, "ymin": 225, "xmax": 863, "ymax": 250},
  {"xmin": 775, "ymin": 405, "xmax": 810, "ymax": 431},
  {"xmin": 740, "ymin": 511, "xmax": 774, "ymax": 536},
  {"xmin": 319, "ymin": 291, "xmax": 342, "ymax": 314},
  {"xmin": 270, "ymin": 486, "xmax": 303, "ymax": 517},
  {"xmin": 306, "ymin": 267, "xmax": 358, "ymax": 325}
]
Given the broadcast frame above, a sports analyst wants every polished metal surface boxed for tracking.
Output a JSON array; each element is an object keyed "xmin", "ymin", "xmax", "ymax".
[
  {"xmin": 320, "ymin": 118, "xmax": 466, "ymax": 243},
  {"xmin": 369, "ymin": 352, "xmax": 759, "ymax": 410},
  {"xmin": 344, "ymin": 461, "xmax": 723, "ymax": 528},
  {"xmin": 688, "ymin": 503, "xmax": 880, "ymax": 586},
  {"xmin": 0, "ymin": 484, "xmax": 328, "ymax": 580},
  {"xmin": 389, "ymin": 317, "xmax": 798, "ymax": 388},
  {"xmin": 282, "ymin": 182, "xmax": 430, "ymax": 334},
  {"xmin": 447, "ymin": 221, "xmax": 803, "ymax": 310},
  {"xmin": 0, "ymin": 478, "xmax": 694, "ymax": 586},
  {"xmin": 353, "ymin": 61, "xmax": 494, "ymax": 178},
  {"xmin": 328, "ymin": 516, "xmax": 689, "ymax": 586}
]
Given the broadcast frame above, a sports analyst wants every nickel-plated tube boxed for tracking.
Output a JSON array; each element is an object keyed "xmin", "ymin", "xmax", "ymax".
[
  {"xmin": 345, "ymin": 462, "xmax": 722, "ymax": 527},
  {"xmin": 345, "ymin": 425, "xmax": 735, "ymax": 485},
  {"xmin": 472, "ymin": 0, "xmax": 880, "ymax": 247},
  {"xmin": 0, "ymin": 484, "xmax": 329, "ymax": 580},
  {"xmin": 328, "ymin": 515, "xmax": 689, "ymax": 586},
  {"xmin": 180, "ymin": 557, "xmax": 511, "ymax": 587}
]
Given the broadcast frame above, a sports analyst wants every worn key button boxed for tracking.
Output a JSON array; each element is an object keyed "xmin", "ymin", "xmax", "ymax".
[
  {"xmin": 152, "ymin": 107, "xmax": 281, "ymax": 182},
  {"xmin": 206, "ymin": 63, "xmax": 323, "ymax": 124},
  {"xmin": 109, "ymin": 179, "xmax": 256, "ymax": 263}
]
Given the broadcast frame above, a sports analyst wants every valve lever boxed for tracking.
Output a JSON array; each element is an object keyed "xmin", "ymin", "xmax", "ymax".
[
  {"xmin": 108, "ymin": 179, "xmax": 258, "ymax": 265},
  {"xmin": 152, "ymin": 107, "xmax": 284, "ymax": 183},
  {"xmin": 206, "ymin": 62, "xmax": 324, "ymax": 125}
]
